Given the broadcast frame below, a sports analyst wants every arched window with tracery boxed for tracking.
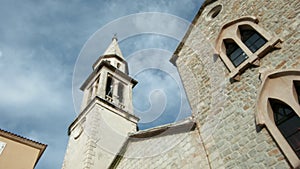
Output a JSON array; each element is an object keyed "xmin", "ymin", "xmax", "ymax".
[
  {"xmin": 257, "ymin": 70, "xmax": 300, "ymax": 168},
  {"xmin": 215, "ymin": 16, "xmax": 282, "ymax": 81},
  {"xmin": 269, "ymin": 99, "xmax": 300, "ymax": 158}
]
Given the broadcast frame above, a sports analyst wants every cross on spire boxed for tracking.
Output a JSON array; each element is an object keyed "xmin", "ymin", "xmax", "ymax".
[{"xmin": 112, "ymin": 33, "xmax": 118, "ymax": 41}]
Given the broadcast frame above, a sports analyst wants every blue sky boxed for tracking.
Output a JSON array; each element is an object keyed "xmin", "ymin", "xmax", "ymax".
[{"xmin": 0, "ymin": 0, "xmax": 203, "ymax": 168}]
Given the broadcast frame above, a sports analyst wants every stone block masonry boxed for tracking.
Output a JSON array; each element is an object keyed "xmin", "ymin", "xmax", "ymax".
[{"xmin": 116, "ymin": 129, "xmax": 210, "ymax": 169}]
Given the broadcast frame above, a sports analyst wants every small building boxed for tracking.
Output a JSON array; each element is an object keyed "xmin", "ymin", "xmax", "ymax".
[{"xmin": 0, "ymin": 129, "xmax": 47, "ymax": 169}]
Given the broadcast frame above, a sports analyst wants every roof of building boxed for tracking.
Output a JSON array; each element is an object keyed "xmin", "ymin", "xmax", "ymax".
[
  {"xmin": 108, "ymin": 117, "xmax": 197, "ymax": 168},
  {"xmin": 129, "ymin": 117, "xmax": 196, "ymax": 138}
]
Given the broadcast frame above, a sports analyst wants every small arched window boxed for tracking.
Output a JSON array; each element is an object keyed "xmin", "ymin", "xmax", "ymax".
[
  {"xmin": 239, "ymin": 25, "xmax": 267, "ymax": 53},
  {"xmin": 216, "ymin": 16, "xmax": 282, "ymax": 81},
  {"xmin": 224, "ymin": 39, "xmax": 248, "ymax": 67}
]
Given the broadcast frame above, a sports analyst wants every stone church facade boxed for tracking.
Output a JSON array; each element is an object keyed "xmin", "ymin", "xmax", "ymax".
[
  {"xmin": 62, "ymin": 0, "xmax": 300, "ymax": 168},
  {"xmin": 169, "ymin": 0, "xmax": 299, "ymax": 168}
]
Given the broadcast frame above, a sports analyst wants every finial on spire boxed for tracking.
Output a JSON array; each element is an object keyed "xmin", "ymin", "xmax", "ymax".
[{"xmin": 112, "ymin": 33, "xmax": 118, "ymax": 41}]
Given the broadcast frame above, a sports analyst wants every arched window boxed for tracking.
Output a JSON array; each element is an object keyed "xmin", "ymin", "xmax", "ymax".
[
  {"xmin": 216, "ymin": 16, "xmax": 282, "ymax": 81},
  {"xmin": 224, "ymin": 39, "xmax": 248, "ymax": 67},
  {"xmin": 269, "ymin": 99, "xmax": 300, "ymax": 158},
  {"xmin": 239, "ymin": 25, "xmax": 267, "ymax": 53},
  {"xmin": 257, "ymin": 70, "xmax": 300, "ymax": 168}
]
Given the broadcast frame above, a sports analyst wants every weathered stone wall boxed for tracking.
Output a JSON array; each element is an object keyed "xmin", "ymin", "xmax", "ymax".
[
  {"xmin": 175, "ymin": 0, "xmax": 299, "ymax": 168},
  {"xmin": 116, "ymin": 129, "xmax": 209, "ymax": 169}
]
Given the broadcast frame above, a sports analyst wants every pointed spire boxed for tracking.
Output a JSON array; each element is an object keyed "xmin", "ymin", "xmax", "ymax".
[{"xmin": 103, "ymin": 34, "xmax": 124, "ymax": 59}]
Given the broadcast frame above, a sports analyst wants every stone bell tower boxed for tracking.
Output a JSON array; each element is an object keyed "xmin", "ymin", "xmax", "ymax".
[{"xmin": 62, "ymin": 37, "xmax": 139, "ymax": 169}]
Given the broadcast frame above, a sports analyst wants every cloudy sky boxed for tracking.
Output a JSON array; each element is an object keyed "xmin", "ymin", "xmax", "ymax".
[{"xmin": 0, "ymin": 0, "xmax": 203, "ymax": 168}]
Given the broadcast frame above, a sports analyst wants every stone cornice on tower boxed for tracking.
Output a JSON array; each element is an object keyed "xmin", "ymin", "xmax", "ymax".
[
  {"xmin": 92, "ymin": 54, "xmax": 127, "ymax": 70},
  {"xmin": 80, "ymin": 60, "xmax": 137, "ymax": 91}
]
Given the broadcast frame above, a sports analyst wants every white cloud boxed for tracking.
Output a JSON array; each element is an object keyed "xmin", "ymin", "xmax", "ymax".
[
  {"xmin": 126, "ymin": 48, "xmax": 190, "ymax": 127},
  {"xmin": 0, "ymin": 44, "xmax": 72, "ymax": 111}
]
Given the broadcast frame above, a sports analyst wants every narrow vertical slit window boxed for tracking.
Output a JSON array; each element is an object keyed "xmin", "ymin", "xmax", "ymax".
[
  {"xmin": 294, "ymin": 81, "xmax": 300, "ymax": 104},
  {"xmin": 269, "ymin": 99, "xmax": 300, "ymax": 158},
  {"xmin": 118, "ymin": 83, "xmax": 124, "ymax": 103},
  {"xmin": 106, "ymin": 76, "xmax": 113, "ymax": 97},
  {"xmin": 239, "ymin": 26, "xmax": 267, "ymax": 53},
  {"xmin": 94, "ymin": 77, "xmax": 99, "ymax": 96},
  {"xmin": 87, "ymin": 86, "xmax": 92, "ymax": 103},
  {"xmin": 224, "ymin": 39, "xmax": 248, "ymax": 67}
]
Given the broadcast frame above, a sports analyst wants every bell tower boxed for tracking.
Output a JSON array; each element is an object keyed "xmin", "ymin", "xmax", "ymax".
[{"xmin": 62, "ymin": 37, "xmax": 139, "ymax": 169}]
